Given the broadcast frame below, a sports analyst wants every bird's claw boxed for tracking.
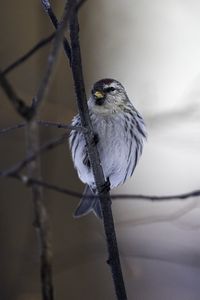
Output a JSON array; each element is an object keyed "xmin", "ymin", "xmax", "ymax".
[
  {"xmin": 100, "ymin": 178, "xmax": 110, "ymax": 193},
  {"xmin": 91, "ymin": 133, "xmax": 99, "ymax": 146}
]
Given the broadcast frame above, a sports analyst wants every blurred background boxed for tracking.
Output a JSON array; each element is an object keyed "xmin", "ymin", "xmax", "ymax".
[{"xmin": 0, "ymin": 0, "xmax": 200, "ymax": 299}]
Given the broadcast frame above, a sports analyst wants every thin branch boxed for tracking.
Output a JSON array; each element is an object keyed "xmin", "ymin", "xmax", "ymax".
[
  {"xmin": 69, "ymin": 4, "xmax": 127, "ymax": 300},
  {"xmin": 1, "ymin": 33, "xmax": 55, "ymax": 76},
  {"xmin": 0, "ymin": 122, "xmax": 25, "ymax": 135},
  {"xmin": 0, "ymin": 120, "xmax": 84, "ymax": 135},
  {"xmin": 19, "ymin": 1, "xmax": 76, "ymax": 297},
  {"xmin": 30, "ymin": 0, "xmax": 74, "ymax": 119},
  {"xmin": 37, "ymin": 120, "xmax": 85, "ymax": 132},
  {"xmin": 0, "ymin": 1, "xmax": 74, "ymax": 298},
  {"xmin": 41, "ymin": 0, "xmax": 72, "ymax": 64},
  {"xmin": 111, "ymin": 190, "xmax": 200, "ymax": 201},
  {"xmin": 26, "ymin": 121, "xmax": 54, "ymax": 300},
  {"xmin": 0, "ymin": 0, "xmax": 73, "ymax": 121},
  {"xmin": 22, "ymin": 3, "xmax": 85, "ymax": 298},
  {"xmin": 1, "ymin": 133, "xmax": 67, "ymax": 177},
  {"xmin": 21, "ymin": 0, "xmax": 76, "ymax": 296},
  {"xmin": 5, "ymin": 173, "xmax": 200, "ymax": 202},
  {"xmin": 24, "ymin": 180, "xmax": 200, "ymax": 202},
  {"xmin": 0, "ymin": 71, "xmax": 31, "ymax": 120}
]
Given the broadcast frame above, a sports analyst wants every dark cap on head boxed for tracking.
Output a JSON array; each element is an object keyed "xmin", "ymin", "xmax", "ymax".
[{"xmin": 93, "ymin": 78, "xmax": 119, "ymax": 91}]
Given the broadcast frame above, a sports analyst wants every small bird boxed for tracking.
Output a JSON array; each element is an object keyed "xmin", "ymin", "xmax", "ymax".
[{"xmin": 69, "ymin": 78, "xmax": 146, "ymax": 218}]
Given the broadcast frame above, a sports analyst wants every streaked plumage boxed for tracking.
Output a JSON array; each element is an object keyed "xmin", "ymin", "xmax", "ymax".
[{"xmin": 69, "ymin": 78, "xmax": 146, "ymax": 218}]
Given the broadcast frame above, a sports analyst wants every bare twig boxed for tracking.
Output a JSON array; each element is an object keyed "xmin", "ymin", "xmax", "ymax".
[
  {"xmin": 0, "ymin": 71, "xmax": 31, "ymax": 120},
  {"xmin": 22, "ymin": 180, "xmax": 200, "ymax": 202},
  {"xmin": 1, "ymin": 33, "xmax": 55, "ymax": 76},
  {"xmin": 19, "ymin": 1, "xmax": 75, "ymax": 297},
  {"xmin": 111, "ymin": 190, "xmax": 200, "ymax": 201},
  {"xmin": 37, "ymin": 120, "xmax": 85, "ymax": 132},
  {"xmin": 4, "ymin": 173, "xmax": 200, "ymax": 202},
  {"xmin": 0, "ymin": 120, "xmax": 84, "ymax": 135},
  {"xmin": 21, "ymin": 0, "xmax": 77, "ymax": 297},
  {"xmin": 26, "ymin": 121, "xmax": 54, "ymax": 300},
  {"xmin": 0, "ymin": 122, "xmax": 25, "ymax": 135},
  {"xmin": 0, "ymin": 1, "xmax": 73, "ymax": 297},
  {"xmin": 41, "ymin": 0, "xmax": 72, "ymax": 64},
  {"xmin": 69, "ymin": 3, "xmax": 127, "ymax": 300},
  {"xmin": 30, "ymin": 1, "xmax": 73, "ymax": 119},
  {"xmin": 1, "ymin": 133, "xmax": 67, "ymax": 177}
]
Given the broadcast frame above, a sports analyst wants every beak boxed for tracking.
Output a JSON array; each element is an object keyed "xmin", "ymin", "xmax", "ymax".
[{"xmin": 94, "ymin": 90, "xmax": 105, "ymax": 99}]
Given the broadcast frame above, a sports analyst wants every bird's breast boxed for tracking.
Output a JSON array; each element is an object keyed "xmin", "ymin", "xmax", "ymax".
[{"xmin": 91, "ymin": 112, "xmax": 132, "ymax": 188}]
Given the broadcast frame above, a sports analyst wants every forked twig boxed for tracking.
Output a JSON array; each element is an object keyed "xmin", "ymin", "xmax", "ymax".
[{"xmin": 1, "ymin": 33, "xmax": 55, "ymax": 76}]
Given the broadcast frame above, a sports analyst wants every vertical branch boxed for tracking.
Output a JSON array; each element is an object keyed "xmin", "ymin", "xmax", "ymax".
[
  {"xmin": 24, "ymin": 1, "xmax": 74, "ymax": 299},
  {"xmin": 69, "ymin": 4, "xmax": 128, "ymax": 300},
  {"xmin": 26, "ymin": 121, "xmax": 54, "ymax": 300}
]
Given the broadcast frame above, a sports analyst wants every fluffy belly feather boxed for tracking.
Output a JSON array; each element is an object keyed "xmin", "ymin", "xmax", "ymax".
[{"xmin": 71, "ymin": 112, "xmax": 140, "ymax": 190}]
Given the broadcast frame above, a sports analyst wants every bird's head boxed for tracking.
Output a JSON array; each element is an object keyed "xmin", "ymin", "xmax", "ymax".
[{"xmin": 88, "ymin": 78, "xmax": 128, "ymax": 114}]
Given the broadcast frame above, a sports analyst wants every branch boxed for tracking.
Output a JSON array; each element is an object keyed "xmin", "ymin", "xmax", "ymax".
[
  {"xmin": 0, "ymin": 71, "xmax": 31, "ymax": 120},
  {"xmin": 69, "ymin": 3, "xmax": 127, "ymax": 300},
  {"xmin": 18, "ymin": 0, "xmax": 75, "ymax": 297},
  {"xmin": 37, "ymin": 120, "xmax": 85, "ymax": 132},
  {"xmin": 26, "ymin": 121, "xmax": 54, "ymax": 300},
  {"xmin": 0, "ymin": 5, "xmax": 70, "ymax": 121},
  {"xmin": 0, "ymin": 120, "xmax": 84, "ymax": 135},
  {"xmin": 112, "ymin": 190, "xmax": 200, "ymax": 201},
  {"xmin": 30, "ymin": 1, "xmax": 73, "ymax": 119},
  {"xmin": 1, "ymin": 1, "xmax": 74, "ymax": 298},
  {"xmin": 26, "ymin": 182, "xmax": 200, "ymax": 202},
  {"xmin": 41, "ymin": 0, "xmax": 72, "ymax": 64},
  {"xmin": 0, "ymin": 122, "xmax": 25, "ymax": 135},
  {"xmin": 1, "ymin": 33, "xmax": 55, "ymax": 76},
  {"xmin": 0, "ymin": 133, "xmax": 67, "ymax": 177},
  {"xmin": 4, "ymin": 173, "xmax": 200, "ymax": 202}
]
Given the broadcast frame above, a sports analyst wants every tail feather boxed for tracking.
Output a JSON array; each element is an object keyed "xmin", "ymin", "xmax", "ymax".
[
  {"xmin": 92, "ymin": 197, "xmax": 102, "ymax": 219},
  {"xmin": 73, "ymin": 185, "xmax": 102, "ymax": 219}
]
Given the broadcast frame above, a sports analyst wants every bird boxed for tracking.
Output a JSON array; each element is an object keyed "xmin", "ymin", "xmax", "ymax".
[{"xmin": 69, "ymin": 78, "xmax": 146, "ymax": 219}]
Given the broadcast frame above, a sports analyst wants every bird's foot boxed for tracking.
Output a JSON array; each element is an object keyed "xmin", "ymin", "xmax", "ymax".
[
  {"xmin": 100, "ymin": 178, "xmax": 110, "ymax": 193},
  {"xmin": 91, "ymin": 133, "xmax": 99, "ymax": 146}
]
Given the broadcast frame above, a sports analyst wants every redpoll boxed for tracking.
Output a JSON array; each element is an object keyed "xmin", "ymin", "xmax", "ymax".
[{"xmin": 69, "ymin": 78, "xmax": 146, "ymax": 218}]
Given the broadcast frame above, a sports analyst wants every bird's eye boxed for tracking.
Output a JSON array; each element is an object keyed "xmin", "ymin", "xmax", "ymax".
[{"xmin": 104, "ymin": 87, "xmax": 115, "ymax": 93}]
